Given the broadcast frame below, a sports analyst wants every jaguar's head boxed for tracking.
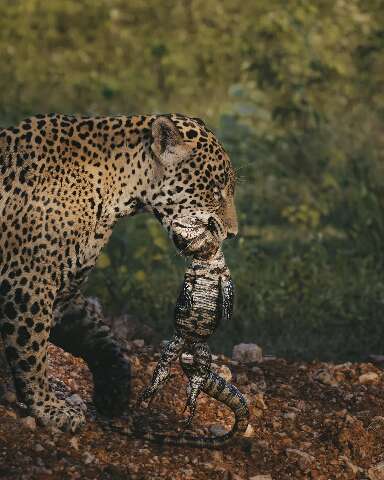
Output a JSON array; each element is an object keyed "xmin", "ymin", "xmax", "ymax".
[{"xmin": 146, "ymin": 114, "xmax": 238, "ymax": 258}]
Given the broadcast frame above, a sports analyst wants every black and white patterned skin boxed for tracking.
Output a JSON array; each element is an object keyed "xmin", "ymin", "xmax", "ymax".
[{"xmin": 137, "ymin": 248, "xmax": 250, "ymax": 446}]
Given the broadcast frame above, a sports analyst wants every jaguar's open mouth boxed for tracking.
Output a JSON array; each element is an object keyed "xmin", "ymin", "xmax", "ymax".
[{"xmin": 171, "ymin": 220, "xmax": 220, "ymax": 259}]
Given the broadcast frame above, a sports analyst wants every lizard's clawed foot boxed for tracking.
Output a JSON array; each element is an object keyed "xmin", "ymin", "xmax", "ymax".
[
  {"xmin": 137, "ymin": 367, "xmax": 172, "ymax": 408},
  {"xmin": 181, "ymin": 384, "xmax": 201, "ymax": 427}
]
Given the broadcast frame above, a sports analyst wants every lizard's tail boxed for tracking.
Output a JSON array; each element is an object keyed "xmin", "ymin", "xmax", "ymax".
[{"xmin": 141, "ymin": 361, "xmax": 249, "ymax": 448}]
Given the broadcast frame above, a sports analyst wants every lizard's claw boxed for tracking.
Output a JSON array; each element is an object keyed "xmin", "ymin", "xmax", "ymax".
[
  {"xmin": 137, "ymin": 369, "xmax": 171, "ymax": 408},
  {"xmin": 136, "ymin": 387, "xmax": 156, "ymax": 408},
  {"xmin": 181, "ymin": 386, "xmax": 200, "ymax": 427}
]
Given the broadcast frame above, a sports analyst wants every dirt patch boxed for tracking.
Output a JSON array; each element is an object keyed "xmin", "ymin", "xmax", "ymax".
[{"xmin": 0, "ymin": 343, "xmax": 383, "ymax": 479}]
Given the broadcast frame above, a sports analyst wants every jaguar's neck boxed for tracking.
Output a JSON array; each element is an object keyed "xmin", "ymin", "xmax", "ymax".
[{"xmin": 86, "ymin": 114, "xmax": 161, "ymax": 220}]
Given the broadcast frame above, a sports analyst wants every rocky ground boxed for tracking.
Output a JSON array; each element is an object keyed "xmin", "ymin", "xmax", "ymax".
[{"xmin": 0, "ymin": 336, "xmax": 384, "ymax": 479}]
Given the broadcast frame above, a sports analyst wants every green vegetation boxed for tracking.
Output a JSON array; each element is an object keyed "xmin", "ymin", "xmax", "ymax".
[{"xmin": 1, "ymin": 0, "xmax": 383, "ymax": 360}]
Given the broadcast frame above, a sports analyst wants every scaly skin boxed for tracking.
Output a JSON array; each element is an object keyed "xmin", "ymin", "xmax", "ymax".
[
  {"xmin": 140, "ymin": 354, "xmax": 250, "ymax": 447},
  {"xmin": 137, "ymin": 248, "xmax": 250, "ymax": 445},
  {"xmin": 138, "ymin": 248, "xmax": 232, "ymax": 420}
]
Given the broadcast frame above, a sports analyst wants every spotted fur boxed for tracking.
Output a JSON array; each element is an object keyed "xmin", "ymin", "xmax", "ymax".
[{"xmin": 0, "ymin": 113, "xmax": 238, "ymax": 431}]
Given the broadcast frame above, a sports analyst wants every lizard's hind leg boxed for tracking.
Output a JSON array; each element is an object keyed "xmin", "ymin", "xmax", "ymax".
[
  {"xmin": 182, "ymin": 341, "xmax": 211, "ymax": 428},
  {"xmin": 138, "ymin": 334, "xmax": 185, "ymax": 406}
]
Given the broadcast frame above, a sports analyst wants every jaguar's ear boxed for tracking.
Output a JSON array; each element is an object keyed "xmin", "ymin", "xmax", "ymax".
[{"xmin": 151, "ymin": 116, "xmax": 191, "ymax": 167}]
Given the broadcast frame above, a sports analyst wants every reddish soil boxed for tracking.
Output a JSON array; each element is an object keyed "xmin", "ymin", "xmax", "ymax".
[{"xmin": 0, "ymin": 342, "xmax": 383, "ymax": 479}]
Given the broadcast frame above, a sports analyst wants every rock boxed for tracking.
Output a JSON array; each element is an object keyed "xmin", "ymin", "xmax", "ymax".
[
  {"xmin": 69, "ymin": 437, "xmax": 79, "ymax": 450},
  {"xmin": 211, "ymin": 450, "xmax": 223, "ymax": 463},
  {"xmin": 368, "ymin": 462, "xmax": 384, "ymax": 480},
  {"xmin": 1, "ymin": 391, "xmax": 17, "ymax": 404},
  {"xmin": 286, "ymin": 448, "xmax": 315, "ymax": 471},
  {"xmin": 4, "ymin": 409, "xmax": 17, "ymax": 419},
  {"xmin": 34, "ymin": 444, "xmax": 44, "ymax": 453},
  {"xmin": 236, "ymin": 372, "xmax": 248, "ymax": 384},
  {"xmin": 232, "ymin": 343, "xmax": 262, "ymax": 363},
  {"xmin": 254, "ymin": 392, "xmax": 267, "ymax": 410},
  {"xmin": 249, "ymin": 475, "xmax": 272, "ymax": 480},
  {"xmin": 251, "ymin": 366, "xmax": 264, "ymax": 375},
  {"xmin": 368, "ymin": 416, "xmax": 384, "ymax": 435},
  {"xmin": 359, "ymin": 372, "xmax": 379, "ymax": 384},
  {"xmin": 132, "ymin": 339, "xmax": 145, "ymax": 348},
  {"xmin": 339, "ymin": 455, "xmax": 362, "ymax": 475},
  {"xmin": 67, "ymin": 394, "xmax": 87, "ymax": 412},
  {"xmin": 243, "ymin": 424, "xmax": 255, "ymax": 438},
  {"xmin": 314, "ymin": 369, "xmax": 338, "ymax": 386},
  {"xmin": 83, "ymin": 451, "xmax": 96, "ymax": 464},
  {"xmin": 20, "ymin": 416, "xmax": 36, "ymax": 430},
  {"xmin": 218, "ymin": 365, "xmax": 232, "ymax": 382},
  {"xmin": 209, "ymin": 424, "xmax": 228, "ymax": 436},
  {"xmin": 283, "ymin": 411, "xmax": 296, "ymax": 421}
]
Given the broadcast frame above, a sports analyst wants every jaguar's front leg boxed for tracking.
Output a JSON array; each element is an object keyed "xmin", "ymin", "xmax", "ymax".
[{"xmin": 137, "ymin": 334, "xmax": 185, "ymax": 406}]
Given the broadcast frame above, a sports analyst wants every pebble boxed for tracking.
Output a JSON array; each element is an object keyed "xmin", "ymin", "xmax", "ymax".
[
  {"xmin": 4, "ymin": 409, "xmax": 17, "ymax": 419},
  {"xmin": 283, "ymin": 411, "xmax": 296, "ymax": 421},
  {"xmin": 34, "ymin": 444, "xmax": 44, "ymax": 453},
  {"xmin": 67, "ymin": 394, "xmax": 87, "ymax": 412},
  {"xmin": 236, "ymin": 372, "xmax": 248, "ymax": 385},
  {"xmin": 2, "ymin": 391, "xmax": 17, "ymax": 404},
  {"xmin": 359, "ymin": 372, "xmax": 379, "ymax": 384},
  {"xmin": 232, "ymin": 343, "xmax": 263, "ymax": 363},
  {"xmin": 368, "ymin": 461, "xmax": 384, "ymax": 480},
  {"xmin": 314, "ymin": 369, "xmax": 338, "ymax": 386},
  {"xmin": 251, "ymin": 366, "xmax": 264, "ymax": 375},
  {"xmin": 209, "ymin": 424, "xmax": 228, "ymax": 436},
  {"xmin": 20, "ymin": 416, "xmax": 36, "ymax": 430},
  {"xmin": 211, "ymin": 450, "xmax": 223, "ymax": 463},
  {"xmin": 339, "ymin": 455, "xmax": 362, "ymax": 475},
  {"xmin": 286, "ymin": 448, "xmax": 315, "ymax": 471},
  {"xmin": 83, "ymin": 451, "xmax": 96, "ymax": 464},
  {"xmin": 132, "ymin": 339, "xmax": 145, "ymax": 348},
  {"xmin": 218, "ymin": 365, "xmax": 232, "ymax": 382},
  {"xmin": 249, "ymin": 475, "xmax": 272, "ymax": 480},
  {"xmin": 69, "ymin": 437, "xmax": 79, "ymax": 450},
  {"xmin": 254, "ymin": 392, "xmax": 267, "ymax": 410},
  {"xmin": 243, "ymin": 424, "xmax": 255, "ymax": 437}
]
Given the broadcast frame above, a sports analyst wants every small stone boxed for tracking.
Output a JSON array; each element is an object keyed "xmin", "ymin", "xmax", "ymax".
[
  {"xmin": 209, "ymin": 424, "xmax": 228, "ymax": 436},
  {"xmin": 2, "ymin": 391, "xmax": 17, "ymax": 404},
  {"xmin": 359, "ymin": 372, "xmax": 379, "ymax": 384},
  {"xmin": 83, "ymin": 451, "xmax": 95, "ymax": 464},
  {"xmin": 211, "ymin": 450, "xmax": 223, "ymax": 463},
  {"xmin": 251, "ymin": 366, "xmax": 263, "ymax": 375},
  {"xmin": 368, "ymin": 461, "xmax": 384, "ymax": 480},
  {"xmin": 339, "ymin": 455, "xmax": 362, "ymax": 475},
  {"xmin": 132, "ymin": 339, "xmax": 145, "ymax": 348},
  {"xmin": 4, "ymin": 409, "xmax": 17, "ymax": 419},
  {"xmin": 254, "ymin": 393, "xmax": 267, "ymax": 410},
  {"xmin": 67, "ymin": 394, "xmax": 87, "ymax": 412},
  {"xmin": 232, "ymin": 343, "xmax": 262, "ymax": 363},
  {"xmin": 20, "ymin": 416, "xmax": 36, "ymax": 430},
  {"xmin": 218, "ymin": 365, "xmax": 232, "ymax": 382},
  {"xmin": 286, "ymin": 448, "xmax": 315, "ymax": 471},
  {"xmin": 314, "ymin": 369, "xmax": 338, "ymax": 386},
  {"xmin": 283, "ymin": 411, "xmax": 296, "ymax": 421},
  {"xmin": 243, "ymin": 424, "xmax": 255, "ymax": 438},
  {"xmin": 69, "ymin": 436, "xmax": 79, "ymax": 450},
  {"xmin": 236, "ymin": 372, "xmax": 248, "ymax": 385},
  {"xmin": 34, "ymin": 444, "xmax": 44, "ymax": 453},
  {"xmin": 249, "ymin": 475, "xmax": 272, "ymax": 480}
]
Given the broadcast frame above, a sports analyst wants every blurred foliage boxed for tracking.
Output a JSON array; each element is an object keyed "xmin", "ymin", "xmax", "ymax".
[{"xmin": 1, "ymin": 0, "xmax": 384, "ymax": 360}]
